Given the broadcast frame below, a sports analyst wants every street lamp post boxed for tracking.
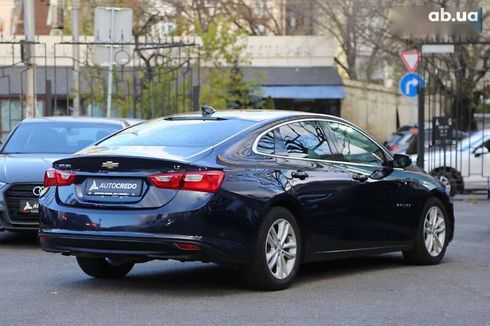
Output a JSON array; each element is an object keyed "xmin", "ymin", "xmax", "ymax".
[
  {"xmin": 72, "ymin": 0, "xmax": 80, "ymax": 116},
  {"xmin": 23, "ymin": 0, "xmax": 36, "ymax": 118}
]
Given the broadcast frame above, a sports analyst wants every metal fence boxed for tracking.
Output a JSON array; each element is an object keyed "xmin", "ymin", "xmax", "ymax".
[
  {"xmin": 0, "ymin": 36, "xmax": 200, "ymax": 140},
  {"xmin": 418, "ymin": 45, "xmax": 489, "ymax": 195}
]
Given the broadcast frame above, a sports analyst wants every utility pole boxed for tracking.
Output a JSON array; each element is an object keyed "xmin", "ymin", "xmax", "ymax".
[
  {"xmin": 106, "ymin": 8, "xmax": 116, "ymax": 118},
  {"xmin": 23, "ymin": 0, "xmax": 36, "ymax": 118},
  {"xmin": 72, "ymin": 0, "xmax": 80, "ymax": 116},
  {"xmin": 416, "ymin": 84, "xmax": 425, "ymax": 169}
]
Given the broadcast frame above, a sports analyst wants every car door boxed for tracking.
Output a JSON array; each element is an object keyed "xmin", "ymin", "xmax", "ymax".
[
  {"xmin": 271, "ymin": 120, "xmax": 356, "ymax": 254},
  {"xmin": 467, "ymin": 136, "xmax": 490, "ymax": 188},
  {"xmin": 323, "ymin": 121, "xmax": 415, "ymax": 246}
]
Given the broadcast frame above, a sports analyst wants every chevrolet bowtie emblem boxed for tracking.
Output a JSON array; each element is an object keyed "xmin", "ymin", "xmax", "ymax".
[{"xmin": 101, "ymin": 161, "xmax": 119, "ymax": 169}]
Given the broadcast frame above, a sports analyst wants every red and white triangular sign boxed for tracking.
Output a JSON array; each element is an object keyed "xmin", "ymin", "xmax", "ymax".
[{"xmin": 400, "ymin": 50, "xmax": 421, "ymax": 72}]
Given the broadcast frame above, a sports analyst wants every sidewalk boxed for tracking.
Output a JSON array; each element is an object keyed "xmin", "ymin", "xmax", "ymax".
[{"xmin": 453, "ymin": 192, "xmax": 490, "ymax": 202}]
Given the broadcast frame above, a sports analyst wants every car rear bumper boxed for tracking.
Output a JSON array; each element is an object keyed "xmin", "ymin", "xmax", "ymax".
[
  {"xmin": 39, "ymin": 187, "xmax": 262, "ymax": 264},
  {"xmin": 39, "ymin": 229, "xmax": 249, "ymax": 264}
]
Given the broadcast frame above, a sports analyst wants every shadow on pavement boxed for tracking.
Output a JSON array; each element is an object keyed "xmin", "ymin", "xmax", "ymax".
[
  {"xmin": 60, "ymin": 254, "xmax": 410, "ymax": 295},
  {"xmin": 67, "ymin": 262, "xmax": 244, "ymax": 294},
  {"xmin": 297, "ymin": 254, "xmax": 407, "ymax": 284},
  {"xmin": 0, "ymin": 231, "xmax": 38, "ymax": 247}
]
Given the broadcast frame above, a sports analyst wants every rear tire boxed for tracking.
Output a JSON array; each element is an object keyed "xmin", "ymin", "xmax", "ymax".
[
  {"xmin": 403, "ymin": 198, "xmax": 450, "ymax": 265},
  {"xmin": 76, "ymin": 257, "xmax": 134, "ymax": 279},
  {"xmin": 432, "ymin": 169, "xmax": 463, "ymax": 197},
  {"xmin": 241, "ymin": 207, "xmax": 301, "ymax": 291}
]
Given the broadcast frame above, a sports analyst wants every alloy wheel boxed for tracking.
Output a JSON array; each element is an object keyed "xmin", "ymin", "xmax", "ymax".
[
  {"xmin": 437, "ymin": 175, "xmax": 452, "ymax": 194},
  {"xmin": 423, "ymin": 206, "xmax": 446, "ymax": 257},
  {"xmin": 265, "ymin": 219, "xmax": 297, "ymax": 280}
]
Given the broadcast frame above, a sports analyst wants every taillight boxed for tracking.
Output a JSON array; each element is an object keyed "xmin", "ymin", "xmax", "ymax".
[
  {"xmin": 148, "ymin": 170, "xmax": 225, "ymax": 193},
  {"xmin": 389, "ymin": 145, "xmax": 400, "ymax": 152},
  {"xmin": 148, "ymin": 172, "xmax": 184, "ymax": 189},
  {"xmin": 44, "ymin": 168, "xmax": 76, "ymax": 187},
  {"xmin": 174, "ymin": 242, "xmax": 200, "ymax": 250}
]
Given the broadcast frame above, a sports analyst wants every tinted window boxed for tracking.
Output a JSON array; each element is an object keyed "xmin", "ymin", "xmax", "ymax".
[
  {"xmin": 277, "ymin": 121, "xmax": 334, "ymax": 159},
  {"xmin": 327, "ymin": 122, "xmax": 387, "ymax": 165},
  {"xmin": 460, "ymin": 132, "xmax": 490, "ymax": 151},
  {"xmin": 483, "ymin": 139, "xmax": 490, "ymax": 151},
  {"xmin": 100, "ymin": 119, "xmax": 254, "ymax": 148},
  {"xmin": 2, "ymin": 122, "xmax": 121, "ymax": 154},
  {"xmin": 256, "ymin": 131, "xmax": 275, "ymax": 155}
]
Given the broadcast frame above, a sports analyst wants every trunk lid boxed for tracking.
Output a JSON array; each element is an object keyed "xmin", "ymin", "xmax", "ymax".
[{"xmin": 53, "ymin": 146, "xmax": 213, "ymax": 209}]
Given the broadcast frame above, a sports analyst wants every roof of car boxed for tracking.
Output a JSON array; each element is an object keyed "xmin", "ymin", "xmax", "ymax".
[
  {"xmin": 469, "ymin": 129, "xmax": 490, "ymax": 137},
  {"xmin": 20, "ymin": 116, "xmax": 137, "ymax": 126},
  {"xmin": 166, "ymin": 110, "xmax": 336, "ymax": 122}
]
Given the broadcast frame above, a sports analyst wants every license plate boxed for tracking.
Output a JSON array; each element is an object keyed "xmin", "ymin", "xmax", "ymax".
[
  {"xmin": 19, "ymin": 199, "xmax": 39, "ymax": 214},
  {"xmin": 85, "ymin": 178, "xmax": 142, "ymax": 197}
]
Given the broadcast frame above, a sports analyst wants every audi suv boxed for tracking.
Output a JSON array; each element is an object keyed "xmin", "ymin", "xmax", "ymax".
[
  {"xmin": 0, "ymin": 117, "xmax": 139, "ymax": 232},
  {"xmin": 39, "ymin": 109, "xmax": 454, "ymax": 290}
]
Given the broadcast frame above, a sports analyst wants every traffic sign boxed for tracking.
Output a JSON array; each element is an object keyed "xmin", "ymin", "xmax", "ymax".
[
  {"xmin": 399, "ymin": 73, "xmax": 425, "ymax": 98},
  {"xmin": 400, "ymin": 50, "xmax": 421, "ymax": 72},
  {"xmin": 432, "ymin": 116, "xmax": 454, "ymax": 147},
  {"xmin": 93, "ymin": 7, "xmax": 133, "ymax": 66},
  {"xmin": 94, "ymin": 7, "xmax": 133, "ymax": 43}
]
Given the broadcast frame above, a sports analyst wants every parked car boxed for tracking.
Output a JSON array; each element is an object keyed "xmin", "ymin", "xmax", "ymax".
[
  {"xmin": 0, "ymin": 117, "xmax": 140, "ymax": 232},
  {"xmin": 39, "ymin": 109, "xmax": 454, "ymax": 290},
  {"xmin": 386, "ymin": 124, "xmax": 468, "ymax": 155},
  {"xmin": 385, "ymin": 124, "xmax": 417, "ymax": 153},
  {"xmin": 415, "ymin": 129, "xmax": 490, "ymax": 196}
]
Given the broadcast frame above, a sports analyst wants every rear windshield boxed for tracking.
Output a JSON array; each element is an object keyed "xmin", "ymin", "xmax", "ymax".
[
  {"xmin": 99, "ymin": 118, "xmax": 255, "ymax": 148},
  {"xmin": 387, "ymin": 133, "xmax": 405, "ymax": 144},
  {"xmin": 459, "ymin": 132, "xmax": 490, "ymax": 151},
  {"xmin": 2, "ymin": 122, "xmax": 121, "ymax": 154}
]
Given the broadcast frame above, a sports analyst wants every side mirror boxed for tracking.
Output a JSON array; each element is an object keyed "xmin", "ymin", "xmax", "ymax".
[
  {"xmin": 473, "ymin": 147, "xmax": 489, "ymax": 157},
  {"xmin": 393, "ymin": 153, "xmax": 412, "ymax": 169}
]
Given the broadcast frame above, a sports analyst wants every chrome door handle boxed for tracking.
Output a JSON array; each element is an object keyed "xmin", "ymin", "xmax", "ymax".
[
  {"xmin": 291, "ymin": 171, "xmax": 309, "ymax": 180},
  {"xmin": 352, "ymin": 174, "xmax": 368, "ymax": 182}
]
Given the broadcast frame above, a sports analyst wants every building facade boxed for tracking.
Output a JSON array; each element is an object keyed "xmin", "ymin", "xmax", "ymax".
[
  {"xmin": 0, "ymin": 1, "xmax": 345, "ymax": 138},
  {"xmin": 243, "ymin": 35, "xmax": 343, "ymax": 115}
]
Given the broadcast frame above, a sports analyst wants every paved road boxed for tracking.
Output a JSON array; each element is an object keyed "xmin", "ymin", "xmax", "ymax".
[{"xmin": 0, "ymin": 200, "xmax": 489, "ymax": 326}]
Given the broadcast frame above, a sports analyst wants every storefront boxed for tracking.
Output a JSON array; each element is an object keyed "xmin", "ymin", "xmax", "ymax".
[
  {"xmin": 245, "ymin": 36, "xmax": 345, "ymax": 116},
  {"xmin": 245, "ymin": 66, "xmax": 344, "ymax": 115}
]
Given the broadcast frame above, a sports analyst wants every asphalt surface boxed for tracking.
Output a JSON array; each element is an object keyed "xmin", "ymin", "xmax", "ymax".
[{"xmin": 0, "ymin": 200, "xmax": 489, "ymax": 326}]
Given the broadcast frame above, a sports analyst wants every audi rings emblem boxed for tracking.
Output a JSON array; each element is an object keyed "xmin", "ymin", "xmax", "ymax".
[{"xmin": 32, "ymin": 186, "xmax": 45, "ymax": 197}]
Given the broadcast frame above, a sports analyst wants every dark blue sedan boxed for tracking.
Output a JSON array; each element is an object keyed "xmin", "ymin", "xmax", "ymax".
[{"xmin": 39, "ymin": 108, "xmax": 454, "ymax": 290}]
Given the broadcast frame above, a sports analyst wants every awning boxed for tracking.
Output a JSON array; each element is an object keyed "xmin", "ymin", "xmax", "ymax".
[{"xmin": 261, "ymin": 86, "xmax": 345, "ymax": 100}]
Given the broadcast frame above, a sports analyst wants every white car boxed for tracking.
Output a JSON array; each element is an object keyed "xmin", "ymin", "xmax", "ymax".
[{"xmin": 413, "ymin": 129, "xmax": 490, "ymax": 196}]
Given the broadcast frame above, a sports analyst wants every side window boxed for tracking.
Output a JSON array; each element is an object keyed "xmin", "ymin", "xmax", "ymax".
[
  {"xmin": 326, "ymin": 122, "xmax": 387, "ymax": 165},
  {"xmin": 277, "ymin": 121, "xmax": 334, "ymax": 159},
  {"xmin": 256, "ymin": 131, "xmax": 275, "ymax": 155},
  {"xmin": 483, "ymin": 139, "xmax": 490, "ymax": 151}
]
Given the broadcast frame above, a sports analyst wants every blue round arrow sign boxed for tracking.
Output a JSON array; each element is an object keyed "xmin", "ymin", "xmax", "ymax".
[{"xmin": 399, "ymin": 73, "xmax": 425, "ymax": 98}]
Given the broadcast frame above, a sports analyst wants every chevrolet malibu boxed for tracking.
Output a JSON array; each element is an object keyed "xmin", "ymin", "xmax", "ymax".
[{"xmin": 39, "ymin": 109, "xmax": 454, "ymax": 290}]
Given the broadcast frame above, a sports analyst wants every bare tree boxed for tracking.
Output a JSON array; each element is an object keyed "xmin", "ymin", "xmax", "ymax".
[
  {"xmin": 383, "ymin": 0, "xmax": 490, "ymax": 130},
  {"xmin": 157, "ymin": 0, "xmax": 287, "ymax": 35},
  {"xmin": 287, "ymin": 0, "xmax": 395, "ymax": 82}
]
